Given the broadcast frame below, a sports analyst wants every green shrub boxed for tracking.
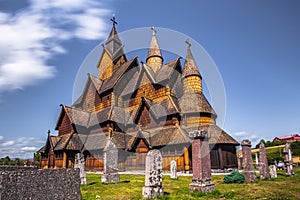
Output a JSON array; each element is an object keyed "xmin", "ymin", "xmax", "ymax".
[{"xmin": 223, "ymin": 172, "xmax": 245, "ymax": 183}]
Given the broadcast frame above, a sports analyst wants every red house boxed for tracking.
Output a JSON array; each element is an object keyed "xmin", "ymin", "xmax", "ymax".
[{"xmin": 273, "ymin": 134, "xmax": 300, "ymax": 143}]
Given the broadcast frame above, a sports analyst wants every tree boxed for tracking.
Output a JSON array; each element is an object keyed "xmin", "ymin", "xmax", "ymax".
[{"xmin": 255, "ymin": 139, "xmax": 266, "ymax": 149}]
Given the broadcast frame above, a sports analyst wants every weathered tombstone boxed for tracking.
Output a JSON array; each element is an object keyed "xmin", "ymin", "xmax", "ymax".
[
  {"xmin": 101, "ymin": 137, "xmax": 120, "ymax": 183},
  {"xmin": 74, "ymin": 153, "xmax": 87, "ymax": 184},
  {"xmin": 238, "ymin": 156, "xmax": 243, "ymax": 170},
  {"xmin": 241, "ymin": 139, "xmax": 256, "ymax": 182},
  {"xmin": 283, "ymin": 143, "xmax": 295, "ymax": 176},
  {"xmin": 255, "ymin": 153, "xmax": 259, "ymax": 167},
  {"xmin": 189, "ymin": 130, "xmax": 216, "ymax": 193},
  {"xmin": 170, "ymin": 160, "xmax": 177, "ymax": 179},
  {"xmin": 142, "ymin": 149, "xmax": 164, "ymax": 198},
  {"xmin": 259, "ymin": 143, "xmax": 270, "ymax": 179},
  {"xmin": 269, "ymin": 165, "xmax": 277, "ymax": 178}
]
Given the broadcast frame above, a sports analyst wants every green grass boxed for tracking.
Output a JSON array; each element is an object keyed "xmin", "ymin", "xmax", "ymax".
[{"xmin": 81, "ymin": 168, "xmax": 300, "ymax": 200}]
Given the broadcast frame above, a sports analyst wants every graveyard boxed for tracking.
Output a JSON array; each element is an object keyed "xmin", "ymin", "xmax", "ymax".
[{"xmin": 80, "ymin": 168, "xmax": 300, "ymax": 199}]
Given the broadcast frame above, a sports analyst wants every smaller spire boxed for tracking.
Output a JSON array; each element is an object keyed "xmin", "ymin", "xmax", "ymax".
[
  {"xmin": 146, "ymin": 26, "xmax": 163, "ymax": 73},
  {"xmin": 183, "ymin": 39, "xmax": 201, "ymax": 78}
]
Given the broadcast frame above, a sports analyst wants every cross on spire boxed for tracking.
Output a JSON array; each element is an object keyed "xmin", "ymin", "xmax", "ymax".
[
  {"xmin": 185, "ymin": 39, "xmax": 191, "ymax": 48},
  {"xmin": 111, "ymin": 14, "xmax": 118, "ymax": 27},
  {"xmin": 151, "ymin": 26, "xmax": 156, "ymax": 36}
]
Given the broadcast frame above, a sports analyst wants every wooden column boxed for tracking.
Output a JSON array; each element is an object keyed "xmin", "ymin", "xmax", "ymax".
[
  {"xmin": 183, "ymin": 147, "xmax": 190, "ymax": 171},
  {"xmin": 62, "ymin": 152, "xmax": 67, "ymax": 168}
]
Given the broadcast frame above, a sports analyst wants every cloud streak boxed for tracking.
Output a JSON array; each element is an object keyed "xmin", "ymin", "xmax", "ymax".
[
  {"xmin": 0, "ymin": 0, "xmax": 110, "ymax": 92},
  {"xmin": 0, "ymin": 135, "xmax": 45, "ymax": 158}
]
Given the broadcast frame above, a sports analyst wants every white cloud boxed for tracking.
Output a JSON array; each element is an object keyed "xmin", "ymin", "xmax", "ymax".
[
  {"xmin": 233, "ymin": 131, "xmax": 249, "ymax": 137},
  {"xmin": 0, "ymin": 136, "xmax": 46, "ymax": 158},
  {"xmin": 21, "ymin": 147, "xmax": 37, "ymax": 151},
  {"xmin": 0, "ymin": 0, "xmax": 111, "ymax": 93},
  {"xmin": 0, "ymin": 136, "xmax": 3, "ymax": 141},
  {"xmin": 1, "ymin": 140, "xmax": 15, "ymax": 147}
]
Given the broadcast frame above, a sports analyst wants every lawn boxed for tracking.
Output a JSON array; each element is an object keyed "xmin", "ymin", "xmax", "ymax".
[{"xmin": 81, "ymin": 168, "xmax": 300, "ymax": 199}]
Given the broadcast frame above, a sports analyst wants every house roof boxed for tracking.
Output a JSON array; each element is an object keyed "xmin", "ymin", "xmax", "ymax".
[
  {"xmin": 184, "ymin": 124, "xmax": 239, "ymax": 145},
  {"xmin": 179, "ymin": 93, "xmax": 217, "ymax": 116}
]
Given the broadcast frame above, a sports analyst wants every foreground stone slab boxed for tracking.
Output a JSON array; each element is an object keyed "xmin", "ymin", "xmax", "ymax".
[
  {"xmin": 0, "ymin": 167, "xmax": 81, "ymax": 200},
  {"xmin": 75, "ymin": 153, "xmax": 87, "ymax": 184},
  {"xmin": 189, "ymin": 130, "xmax": 216, "ymax": 193},
  {"xmin": 241, "ymin": 139, "xmax": 256, "ymax": 182},
  {"xmin": 269, "ymin": 165, "xmax": 277, "ymax": 178},
  {"xmin": 142, "ymin": 149, "xmax": 164, "ymax": 198}
]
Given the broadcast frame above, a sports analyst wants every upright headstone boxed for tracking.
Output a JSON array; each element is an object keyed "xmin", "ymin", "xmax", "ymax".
[
  {"xmin": 170, "ymin": 160, "xmax": 177, "ymax": 179},
  {"xmin": 238, "ymin": 156, "xmax": 243, "ymax": 170},
  {"xmin": 74, "ymin": 153, "xmax": 87, "ymax": 184},
  {"xmin": 241, "ymin": 139, "xmax": 256, "ymax": 182},
  {"xmin": 283, "ymin": 143, "xmax": 295, "ymax": 176},
  {"xmin": 101, "ymin": 138, "xmax": 120, "ymax": 183},
  {"xmin": 255, "ymin": 153, "xmax": 259, "ymax": 167},
  {"xmin": 269, "ymin": 165, "xmax": 277, "ymax": 178},
  {"xmin": 189, "ymin": 130, "xmax": 216, "ymax": 193},
  {"xmin": 259, "ymin": 143, "xmax": 270, "ymax": 179},
  {"xmin": 142, "ymin": 150, "xmax": 164, "ymax": 199}
]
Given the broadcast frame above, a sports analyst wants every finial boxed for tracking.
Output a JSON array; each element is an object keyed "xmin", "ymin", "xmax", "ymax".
[
  {"xmin": 111, "ymin": 14, "xmax": 118, "ymax": 27},
  {"xmin": 151, "ymin": 26, "xmax": 156, "ymax": 36},
  {"xmin": 185, "ymin": 39, "xmax": 191, "ymax": 48}
]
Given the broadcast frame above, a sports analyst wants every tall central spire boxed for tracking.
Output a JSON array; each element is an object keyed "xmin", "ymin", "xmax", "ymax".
[{"xmin": 146, "ymin": 26, "xmax": 163, "ymax": 73}]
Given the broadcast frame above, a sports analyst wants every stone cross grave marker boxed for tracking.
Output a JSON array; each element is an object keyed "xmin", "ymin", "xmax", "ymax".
[
  {"xmin": 259, "ymin": 143, "xmax": 270, "ymax": 179},
  {"xmin": 74, "ymin": 153, "xmax": 87, "ymax": 184},
  {"xmin": 189, "ymin": 130, "xmax": 216, "ymax": 193},
  {"xmin": 142, "ymin": 149, "xmax": 164, "ymax": 199},
  {"xmin": 269, "ymin": 165, "xmax": 277, "ymax": 178},
  {"xmin": 241, "ymin": 139, "xmax": 256, "ymax": 182},
  {"xmin": 283, "ymin": 143, "xmax": 295, "ymax": 176},
  {"xmin": 101, "ymin": 138, "xmax": 120, "ymax": 183},
  {"xmin": 170, "ymin": 160, "xmax": 177, "ymax": 179}
]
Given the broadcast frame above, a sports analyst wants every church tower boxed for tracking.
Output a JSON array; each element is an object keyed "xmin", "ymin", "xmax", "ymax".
[
  {"xmin": 97, "ymin": 16, "xmax": 127, "ymax": 80},
  {"xmin": 146, "ymin": 27, "xmax": 163, "ymax": 73},
  {"xmin": 182, "ymin": 39, "xmax": 202, "ymax": 93}
]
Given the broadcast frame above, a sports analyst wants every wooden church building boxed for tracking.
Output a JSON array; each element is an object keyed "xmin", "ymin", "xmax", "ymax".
[{"xmin": 38, "ymin": 19, "xmax": 239, "ymax": 171}]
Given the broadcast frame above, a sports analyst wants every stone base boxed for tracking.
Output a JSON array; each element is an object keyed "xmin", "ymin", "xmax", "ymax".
[
  {"xmin": 142, "ymin": 186, "xmax": 164, "ymax": 199},
  {"xmin": 189, "ymin": 179, "xmax": 216, "ymax": 193},
  {"xmin": 242, "ymin": 170, "xmax": 256, "ymax": 182},
  {"xmin": 101, "ymin": 173, "xmax": 120, "ymax": 183}
]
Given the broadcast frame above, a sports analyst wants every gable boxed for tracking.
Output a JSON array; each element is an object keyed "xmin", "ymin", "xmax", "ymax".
[
  {"xmin": 57, "ymin": 112, "xmax": 73, "ymax": 136},
  {"xmin": 98, "ymin": 50, "xmax": 113, "ymax": 80}
]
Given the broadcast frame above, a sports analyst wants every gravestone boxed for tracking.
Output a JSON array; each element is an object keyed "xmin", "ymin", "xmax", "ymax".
[
  {"xmin": 283, "ymin": 143, "xmax": 295, "ymax": 176},
  {"xmin": 269, "ymin": 165, "xmax": 277, "ymax": 178},
  {"xmin": 101, "ymin": 138, "xmax": 120, "ymax": 183},
  {"xmin": 142, "ymin": 149, "xmax": 164, "ymax": 198},
  {"xmin": 74, "ymin": 153, "xmax": 87, "ymax": 184},
  {"xmin": 259, "ymin": 143, "xmax": 270, "ymax": 179},
  {"xmin": 189, "ymin": 130, "xmax": 216, "ymax": 193},
  {"xmin": 238, "ymin": 156, "xmax": 243, "ymax": 170},
  {"xmin": 241, "ymin": 139, "xmax": 256, "ymax": 182},
  {"xmin": 170, "ymin": 160, "xmax": 177, "ymax": 179}
]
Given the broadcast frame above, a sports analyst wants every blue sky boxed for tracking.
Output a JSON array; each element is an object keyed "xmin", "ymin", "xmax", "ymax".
[{"xmin": 0, "ymin": 0, "xmax": 299, "ymax": 158}]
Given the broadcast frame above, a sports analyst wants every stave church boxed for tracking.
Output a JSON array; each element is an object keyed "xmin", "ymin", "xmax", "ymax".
[{"xmin": 38, "ymin": 18, "xmax": 239, "ymax": 171}]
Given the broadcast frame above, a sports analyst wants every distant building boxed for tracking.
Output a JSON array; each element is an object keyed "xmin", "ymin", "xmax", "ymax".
[
  {"xmin": 273, "ymin": 134, "xmax": 300, "ymax": 143},
  {"xmin": 37, "ymin": 19, "xmax": 239, "ymax": 171}
]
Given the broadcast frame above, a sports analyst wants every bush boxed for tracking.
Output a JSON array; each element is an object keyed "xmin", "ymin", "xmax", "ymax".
[{"xmin": 223, "ymin": 172, "xmax": 245, "ymax": 183}]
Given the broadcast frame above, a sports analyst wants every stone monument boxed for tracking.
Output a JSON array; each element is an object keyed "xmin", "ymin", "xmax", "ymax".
[
  {"xmin": 101, "ymin": 137, "xmax": 120, "ymax": 183},
  {"xmin": 269, "ymin": 165, "xmax": 277, "ymax": 178},
  {"xmin": 142, "ymin": 149, "xmax": 164, "ymax": 199},
  {"xmin": 259, "ymin": 143, "xmax": 270, "ymax": 179},
  {"xmin": 189, "ymin": 130, "xmax": 216, "ymax": 193},
  {"xmin": 241, "ymin": 139, "xmax": 256, "ymax": 182},
  {"xmin": 283, "ymin": 143, "xmax": 295, "ymax": 176},
  {"xmin": 170, "ymin": 160, "xmax": 177, "ymax": 179},
  {"xmin": 74, "ymin": 153, "xmax": 87, "ymax": 184}
]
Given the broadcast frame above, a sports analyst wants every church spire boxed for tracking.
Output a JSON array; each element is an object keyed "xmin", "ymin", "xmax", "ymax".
[
  {"xmin": 182, "ymin": 39, "xmax": 202, "ymax": 93},
  {"xmin": 146, "ymin": 26, "xmax": 163, "ymax": 73},
  {"xmin": 97, "ymin": 15, "xmax": 127, "ymax": 80}
]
